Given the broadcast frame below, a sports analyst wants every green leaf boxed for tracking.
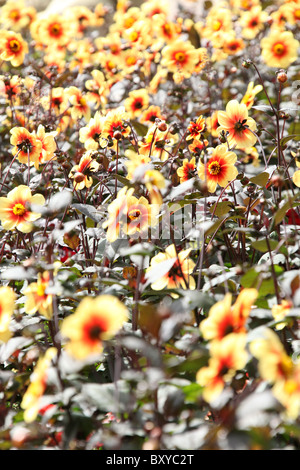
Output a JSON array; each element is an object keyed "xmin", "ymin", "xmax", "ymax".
[
  {"xmin": 280, "ymin": 134, "xmax": 300, "ymax": 147},
  {"xmin": 249, "ymin": 172, "xmax": 269, "ymax": 187},
  {"xmin": 240, "ymin": 268, "xmax": 259, "ymax": 288},
  {"xmin": 252, "ymin": 238, "xmax": 278, "ymax": 253},
  {"xmin": 209, "ymin": 201, "xmax": 233, "ymax": 217}
]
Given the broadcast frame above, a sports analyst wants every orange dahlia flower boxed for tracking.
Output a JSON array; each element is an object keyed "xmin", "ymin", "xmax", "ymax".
[
  {"xmin": 37, "ymin": 14, "xmax": 72, "ymax": 47},
  {"xmin": 0, "ymin": 30, "xmax": 28, "ymax": 67},
  {"xmin": 240, "ymin": 6, "xmax": 268, "ymax": 39},
  {"xmin": 66, "ymin": 86, "xmax": 91, "ymax": 122},
  {"xmin": 146, "ymin": 244, "xmax": 196, "ymax": 291},
  {"xmin": 196, "ymin": 333, "xmax": 248, "ymax": 403},
  {"xmin": 0, "ymin": 286, "xmax": 16, "ymax": 343},
  {"xmin": 69, "ymin": 151, "xmax": 100, "ymax": 190},
  {"xmin": 24, "ymin": 271, "xmax": 53, "ymax": 320},
  {"xmin": 102, "ymin": 106, "xmax": 131, "ymax": 146},
  {"xmin": 197, "ymin": 144, "xmax": 238, "ymax": 193},
  {"xmin": 140, "ymin": 105, "xmax": 163, "ymax": 125},
  {"xmin": 217, "ymin": 100, "xmax": 257, "ymax": 149},
  {"xmin": 21, "ymin": 347, "xmax": 57, "ymax": 423},
  {"xmin": 260, "ymin": 30, "xmax": 299, "ymax": 68},
  {"xmin": 250, "ymin": 328, "xmax": 294, "ymax": 385},
  {"xmin": 123, "ymin": 194, "xmax": 158, "ymax": 238},
  {"xmin": 177, "ymin": 157, "xmax": 197, "ymax": 183},
  {"xmin": 200, "ymin": 289, "xmax": 258, "ymax": 342},
  {"xmin": 124, "ymin": 88, "xmax": 150, "ymax": 120},
  {"xmin": 60, "ymin": 295, "xmax": 128, "ymax": 360},
  {"xmin": 10, "ymin": 127, "xmax": 42, "ymax": 165},
  {"xmin": 161, "ymin": 39, "xmax": 199, "ymax": 80},
  {"xmin": 0, "ymin": 185, "xmax": 45, "ymax": 233},
  {"xmin": 0, "ymin": 0, "xmax": 34, "ymax": 31},
  {"xmin": 79, "ymin": 111, "xmax": 105, "ymax": 150},
  {"xmin": 33, "ymin": 124, "xmax": 57, "ymax": 169},
  {"xmin": 102, "ymin": 186, "xmax": 134, "ymax": 243},
  {"xmin": 186, "ymin": 115, "xmax": 205, "ymax": 141},
  {"xmin": 240, "ymin": 81, "xmax": 263, "ymax": 109}
]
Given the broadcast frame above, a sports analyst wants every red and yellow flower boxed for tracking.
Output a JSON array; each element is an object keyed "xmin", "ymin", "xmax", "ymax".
[
  {"xmin": 260, "ymin": 29, "xmax": 299, "ymax": 68},
  {"xmin": 79, "ymin": 111, "xmax": 105, "ymax": 150},
  {"xmin": 0, "ymin": 30, "xmax": 28, "ymax": 67},
  {"xmin": 140, "ymin": 105, "xmax": 163, "ymax": 125},
  {"xmin": 0, "ymin": 74, "xmax": 22, "ymax": 102},
  {"xmin": 240, "ymin": 5, "xmax": 268, "ymax": 39},
  {"xmin": 186, "ymin": 115, "xmax": 205, "ymax": 141},
  {"xmin": 161, "ymin": 39, "xmax": 199, "ymax": 81},
  {"xmin": 272, "ymin": 299, "xmax": 293, "ymax": 330},
  {"xmin": 188, "ymin": 138, "xmax": 208, "ymax": 155},
  {"xmin": 146, "ymin": 244, "xmax": 196, "ymax": 291},
  {"xmin": 66, "ymin": 86, "xmax": 91, "ymax": 122},
  {"xmin": 240, "ymin": 81, "xmax": 263, "ymax": 110},
  {"xmin": 124, "ymin": 88, "xmax": 150, "ymax": 120},
  {"xmin": 21, "ymin": 347, "xmax": 57, "ymax": 423},
  {"xmin": 196, "ymin": 333, "xmax": 248, "ymax": 403},
  {"xmin": 177, "ymin": 157, "xmax": 197, "ymax": 183},
  {"xmin": 69, "ymin": 150, "xmax": 100, "ymax": 190},
  {"xmin": 10, "ymin": 127, "xmax": 43, "ymax": 166},
  {"xmin": 217, "ymin": 100, "xmax": 257, "ymax": 149},
  {"xmin": 0, "ymin": 0, "xmax": 35, "ymax": 31},
  {"xmin": 24, "ymin": 271, "xmax": 53, "ymax": 320},
  {"xmin": 32, "ymin": 125, "xmax": 57, "ymax": 169},
  {"xmin": 200, "ymin": 289, "xmax": 258, "ymax": 342},
  {"xmin": 102, "ymin": 186, "xmax": 134, "ymax": 243},
  {"xmin": 41, "ymin": 87, "xmax": 69, "ymax": 117},
  {"xmin": 201, "ymin": 6, "xmax": 233, "ymax": 40},
  {"xmin": 60, "ymin": 295, "xmax": 128, "ymax": 360},
  {"xmin": 197, "ymin": 144, "xmax": 239, "ymax": 193},
  {"xmin": 138, "ymin": 123, "xmax": 173, "ymax": 161},
  {"xmin": 0, "ymin": 286, "xmax": 16, "ymax": 343},
  {"xmin": 36, "ymin": 14, "xmax": 72, "ymax": 47},
  {"xmin": 206, "ymin": 111, "xmax": 220, "ymax": 138},
  {"xmin": 0, "ymin": 185, "xmax": 45, "ymax": 233},
  {"xmin": 85, "ymin": 70, "xmax": 108, "ymax": 110},
  {"xmin": 250, "ymin": 328, "xmax": 294, "ymax": 385},
  {"xmin": 102, "ymin": 106, "xmax": 131, "ymax": 145}
]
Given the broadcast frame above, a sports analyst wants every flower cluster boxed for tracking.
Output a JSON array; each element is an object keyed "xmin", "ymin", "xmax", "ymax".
[{"xmin": 0, "ymin": 0, "xmax": 300, "ymax": 452}]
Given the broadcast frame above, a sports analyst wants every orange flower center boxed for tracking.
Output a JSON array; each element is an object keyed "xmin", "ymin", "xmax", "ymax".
[
  {"xmin": 79, "ymin": 97, "xmax": 87, "ymax": 107},
  {"xmin": 37, "ymin": 282, "xmax": 46, "ymax": 298},
  {"xmin": 9, "ymin": 39, "xmax": 21, "ymax": 52},
  {"xmin": 12, "ymin": 203, "xmax": 26, "ymax": 216},
  {"xmin": 49, "ymin": 23, "xmax": 62, "ymax": 37},
  {"xmin": 208, "ymin": 160, "xmax": 221, "ymax": 176},
  {"xmin": 124, "ymin": 17, "xmax": 135, "ymax": 29},
  {"xmin": 273, "ymin": 42, "xmax": 286, "ymax": 56},
  {"xmin": 164, "ymin": 24, "xmax": 172, "ymax": 35},
  {"xmin": 126, "ymin": 56, "xmax": 137, "ymax": 66},
  {"xmin": 212, "ymin": 20, "xmax": 222, "ymax": 31},
  {"xmin": 107, "ymin": 60, "xmax": 116, "ymax": 70},
  {"xmin": 128, "ymin": 209, "xmax": 141, "ymax": 221},
  {"xmin": 295, "ymin": 9, "xmax": 300, "ymax": 20},
  {"xmin": 9, "ymin": 10, "xmax": 21, "ymax": 20},
  {"xmin": 129, "ymin": 31, "xmax": 138, "ymax": 42},
  {"xmin": 175, "ymin": 51, "xmax": 186, "ymax": 63}
]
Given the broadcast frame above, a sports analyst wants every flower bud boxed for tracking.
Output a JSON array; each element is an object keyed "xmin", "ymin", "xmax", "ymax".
[{"xmin": 276, "ymin": 70, "xmax": 288, "ymax": 83}]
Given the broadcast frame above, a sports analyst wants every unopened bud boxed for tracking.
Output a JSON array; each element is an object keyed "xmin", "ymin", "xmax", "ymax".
[
  {"xmin": 157, "ymin": 121, "xmax": 168, "ymax": 132},
  {"xmin": 276, "ymin": 70, "xmax": 288, "ymax": 84},
  {"xmin": 113, "ymin": 130, "xmax": 122, "ymax": 140},
  {"xmin": 73, "ymin": 172, "xmax": 85, "ymax": 183}
]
